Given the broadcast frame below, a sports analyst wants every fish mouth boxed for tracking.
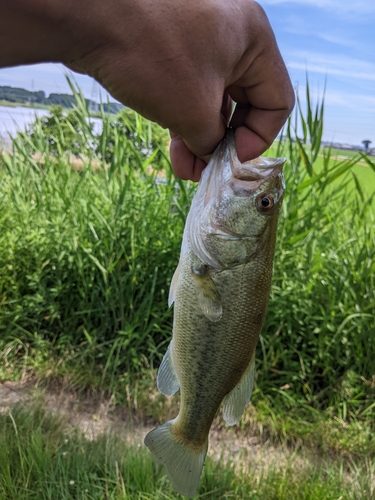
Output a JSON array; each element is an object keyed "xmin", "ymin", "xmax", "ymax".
[
  {"xmin": 226, "ymin": 130, "xmax": 285, "ymax": 183},
  {"xmin": 210, "ymin": 231, "xmax": 241, "ymax": 240},
  {"xmin": 202, "ymin": 129, "xmax": 285, "ymax": 203},
  {"xmin": 212, "ymin": 234, "xmax": 240, "ymax": 239}
]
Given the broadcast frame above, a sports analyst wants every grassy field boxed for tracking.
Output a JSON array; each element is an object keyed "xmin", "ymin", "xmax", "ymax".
[
  {"xmin": 266, "ymin": 142, "xmax": 375, "ymax": 201},
  {"xmin": 327, "ymin": 147, "xmax": 368, "ymax": 159},
  {"xmin": 1, "ymin": 402, "xmax": 374, "ymax": 500},
  {"xmin": 0, "ymin": 81, "xmax": 374, "ymax": 498}
]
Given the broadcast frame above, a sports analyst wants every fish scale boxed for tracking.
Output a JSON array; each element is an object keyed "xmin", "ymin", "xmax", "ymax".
[{"xmin": 145, "ymin": 130, "xmax": 286, "ymax": 498}]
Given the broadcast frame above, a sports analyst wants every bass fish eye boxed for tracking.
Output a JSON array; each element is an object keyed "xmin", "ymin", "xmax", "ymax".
[{"xmin": 256, "ymin": 193, "xmax": 275, "ymax": 214}]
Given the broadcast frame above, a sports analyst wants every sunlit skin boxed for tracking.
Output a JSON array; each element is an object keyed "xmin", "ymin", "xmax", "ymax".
[{"xmin": 0, "ymin": 0, "xmax": 295, "ymax": 180}]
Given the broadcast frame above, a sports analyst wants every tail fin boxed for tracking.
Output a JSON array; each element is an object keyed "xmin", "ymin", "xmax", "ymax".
[{"xmin": 144, "ymin": 420, "xmax": 208, "ymax": 498}]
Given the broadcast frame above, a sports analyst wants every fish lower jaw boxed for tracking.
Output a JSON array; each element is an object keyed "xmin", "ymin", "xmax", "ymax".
[{"xmin": 211, "ymin": 233, "xmax": 241, "ymax": 240}]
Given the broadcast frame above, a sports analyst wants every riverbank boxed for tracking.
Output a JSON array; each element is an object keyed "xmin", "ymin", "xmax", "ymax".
[{"xmin": 0, "ymin": 99, "xmax": 50, "ymax": 110}]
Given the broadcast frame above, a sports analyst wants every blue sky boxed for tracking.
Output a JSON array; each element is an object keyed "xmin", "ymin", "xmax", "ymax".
[
  {"xmin": 0, "ymin": 0, "xmax": 374, "ymax": 146},
  {"xmin": 261, "ymin": 0, "xmax": 375, "ymax": 146}
]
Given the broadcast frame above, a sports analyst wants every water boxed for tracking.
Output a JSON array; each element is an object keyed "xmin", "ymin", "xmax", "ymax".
[
  {"xmin": 0, "ymin": 105, "xmax": 103, "ymax": 149},
  {"xmin": 0, "ymin": 105, "xmax": 49, "ymax": 147}
]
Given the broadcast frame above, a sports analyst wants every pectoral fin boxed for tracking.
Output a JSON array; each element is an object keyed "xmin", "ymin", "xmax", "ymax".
[
  {"xmin": 191, "ymin": 264, "xmax": 222, "ymax": 322},
  {"xmin": 157, "ymin": 344, "xmax": 180, "ymax": 396},
  {"xmin": 222, "ymin": 356, "xmax": 255, "ymax": 426}
]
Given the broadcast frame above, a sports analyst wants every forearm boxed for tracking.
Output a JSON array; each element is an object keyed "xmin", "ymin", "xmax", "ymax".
[{"xmin": 0, "ymin": 0, "xmax": 121, "ymax": 68}]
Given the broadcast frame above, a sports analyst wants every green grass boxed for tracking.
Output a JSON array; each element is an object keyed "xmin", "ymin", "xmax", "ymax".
[
  {"xmin": 327, "ymin": 147, "xmax": 365, "ymax": 158},
  {"xmin": 0, "ymin": 78, "xmax": 374, "ymax": 499},
  {"xmin": 266, "ymin": 143, "xmax": 375, "ymax": 203},
  {"xmin": 0, "ymin": 79, "xmax": 374, "ymax": 432},
  {"xmin": 0, "ymin": 404, "xmax": 373, "ymax": 500}
]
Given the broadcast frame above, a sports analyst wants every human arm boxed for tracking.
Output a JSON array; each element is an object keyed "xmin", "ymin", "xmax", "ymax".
[{"xmin": 0, "ymin": 0, "xmax": 295, "ymax": 180}]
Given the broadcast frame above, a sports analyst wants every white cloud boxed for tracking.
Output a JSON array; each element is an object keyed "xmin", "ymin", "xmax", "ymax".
[
  {"xmin": 282, "ymin": 28, "xmax": 371, "ymax": 54},
  {"xmin": 292, "ymin": 81, "xmax": 375, "ymax": 144},
  {"xmin": 296, "ymin": 85, "xmax": 375, "ymax": 111},
  {"xmin": 286, "ymin": 51, "xmax": 375, "ymax": 83},
  {"xmin": 260, "ymin": 0, "xmax": 375, "ymax": 16},
  {"xmin": 315, "ymin": 33, "xmax": 366, "ymax": 51}
]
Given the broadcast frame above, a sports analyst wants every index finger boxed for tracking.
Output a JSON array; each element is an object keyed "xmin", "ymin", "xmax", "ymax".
[{"xmin": 228, "ymin": 38, "xmax": 295, "ymax": 161}]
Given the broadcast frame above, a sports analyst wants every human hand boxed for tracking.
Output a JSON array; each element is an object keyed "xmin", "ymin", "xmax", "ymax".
[{"xmin": 0, "ymin": 0, "xmax": 295, "ymax": 181}]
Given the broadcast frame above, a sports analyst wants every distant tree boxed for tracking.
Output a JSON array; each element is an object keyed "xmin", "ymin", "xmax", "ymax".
[
  {"xmin": 48, "ymin": 93, "xmax": 76, "ymax": 108},
  {"xmin": 0, "ymin": 85, "xmax": 123, "ymax": 112},
  {"xmin": 0, "ymin": 85, "xmax": 46, "ymax": 104},
  {"xmin": 362, "ymin": 139, "xmax": 372, "ymax": 152}
]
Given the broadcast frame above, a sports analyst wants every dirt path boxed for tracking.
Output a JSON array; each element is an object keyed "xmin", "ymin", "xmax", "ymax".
[{"xmin": 0, "ymin": 379, "xmax": 305, "ymax": 473}]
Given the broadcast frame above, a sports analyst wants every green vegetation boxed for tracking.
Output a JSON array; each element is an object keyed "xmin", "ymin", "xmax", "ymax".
[
  {"xmin": 0, "ymin": 84, "xmax": 123, "ymax": 113},
  {"xmin": 26, "ymin": 103, "xmax": 169, "ymax": 162},
  {"xmin": 325, "ymin": 147, "xmax": 362, "ymax": 158},
  {"xmin": 0, "ymin": 404, "xmax": 373, "ymax": 499},
  {"xmin": 0, "ymin": 82, "xmax": 375, "ymax": 413},
  {"xmin": 0, "ymin": 80, "xmax": 374, "ymax": 496},
  {"xmin": 1, "ymin": 81, "xmax": 374, "ymax": 407}
]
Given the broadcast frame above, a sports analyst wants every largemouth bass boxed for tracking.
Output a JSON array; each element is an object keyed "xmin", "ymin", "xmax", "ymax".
[{"xmin": 145, "ymin": 130, "xmax": 285, "ymax": 497}]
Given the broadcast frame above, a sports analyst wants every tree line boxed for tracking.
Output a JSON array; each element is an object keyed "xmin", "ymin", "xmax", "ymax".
[{"xmin": 0, "ymin": 85, "xmax": 123, "ymax": 113}]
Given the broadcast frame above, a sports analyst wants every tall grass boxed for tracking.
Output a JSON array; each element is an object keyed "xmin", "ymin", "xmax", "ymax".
[
  {"xmin": 261, "ymin": 85, "xmax": 375, "ymax": 414},
  {"xmin": 0, "ymin": 102, "xmax": 184, "ymax": 378},
  {"xmin": 0, "ymin": 81, "xmax": 374, "ymax": 419},
  {"xmin": 1, "ymin": 404, "xmax": 373, "ymax": 499}
]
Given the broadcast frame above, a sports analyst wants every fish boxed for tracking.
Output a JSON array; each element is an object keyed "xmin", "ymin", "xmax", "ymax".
[{"xmin": 145, "ymin": 129, "xmax": 286, "ymax": 498}]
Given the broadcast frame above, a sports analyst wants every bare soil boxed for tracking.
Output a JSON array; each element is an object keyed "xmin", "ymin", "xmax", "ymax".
[{"xmin": 0, "ymin": 378, "xmax": 306, "ymax": 474}]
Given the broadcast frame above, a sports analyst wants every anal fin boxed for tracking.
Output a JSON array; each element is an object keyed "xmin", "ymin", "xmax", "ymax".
[
  {"xmin": 157, "ymin": 344, "xmax": 180, "ymax": 396},
  {"xmin": 222, "ymin": 356, "xmax": 255, "ymax": 426}
]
